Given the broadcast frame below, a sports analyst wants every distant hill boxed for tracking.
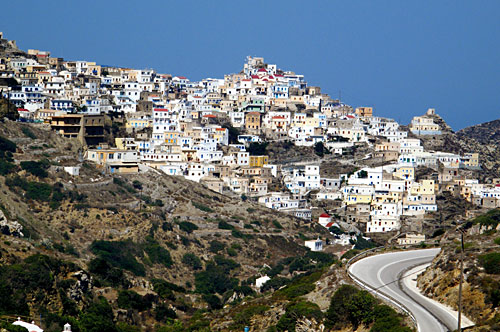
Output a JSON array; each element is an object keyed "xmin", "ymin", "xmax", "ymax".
[{"xmin": 457, "ymin": 118, "xmax": 500, "ymax": 146}]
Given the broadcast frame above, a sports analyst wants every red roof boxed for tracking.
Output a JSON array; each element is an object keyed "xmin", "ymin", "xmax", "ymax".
[
  {"xmin": 272, "ymin": 116, "xmax": 285, "ymax": 119},
  {"xmin": 268, "ymin": 75, "xmax": 274, "ymax": 79},
  {"xmin": 17, "ymin": 108, "xmax": 29, "ymax": 112},
  {"xmin": 319, "ymin": 213, "xmax": 331, "ymax": 218},
  {"xmin": 215, "ymin": 128, "xmax": 226, "ymax": 131},
  {"xmin": 177, "ymin": 76, "xmax": 187, "ymax": 79},
  {"xmin": 346, "ymin": 115, "xmax": 355, "ymax": 119},
  {"xmin": 203, "ymin": 114, "xmax": 216, "ymax": 118},
  {"xmin": 154, "ymin": 108, "xmax": 169, "ymax": 112},
  {"xmin": 325, "ymin": 221, "xmax": 335, "ymax": 228},
  {"xmin": 251, "ymin": 75, "xmax": 259, "ymax": 79},
  {"xmin": 242, "ymin": 79, "xmax": 251, "ymax": 81},
  {"xmin": 258, "ymin": 68, "xmax": 267, "ymax": 72}
]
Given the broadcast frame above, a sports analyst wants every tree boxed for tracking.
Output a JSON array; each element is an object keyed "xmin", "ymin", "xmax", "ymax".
[
  {"xmin": 247, "ymin": 142, "xmax": 268, "ymax": 156},
  {"xmin": 314, "ymin": 142, "xmax": 326, "ymax": 157}
]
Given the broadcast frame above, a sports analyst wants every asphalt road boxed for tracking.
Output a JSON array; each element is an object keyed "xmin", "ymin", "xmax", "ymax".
[{"xmin": 349, "ymin": 248, "xmax": 460, "ymax": 332}]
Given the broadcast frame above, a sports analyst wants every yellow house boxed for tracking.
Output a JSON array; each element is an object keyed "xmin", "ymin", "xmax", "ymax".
[
  {"xmin": 126, "ymin": 118, "xmax": 151, "ymax": 130},
  {"xmin": 410, "ymin": 180, "xmax": 435, "ymax": 195},
  {"xmin": 462, "ymin": 153, "xmax": 479, "ymax": 168},
  {"xmin": 345, "ymin": 194, "xmax": 372, "ymax": 205},
  {"xmin": 393, "ymin": 167, "xmax": 415, "ymax": 181},
  {"xmin": 304, "ymin": 117, "xmax": 319, "ymax": 127},
  {"xmin": 355, "ymin": 107, "xmax": 373, "ymax": 117},
  {"xmin": 249, "ymin": 155, "xmax": 269, "ymax": 167},
  {"xmin": 164, "ymin": 131, "xmax": 181, "ymax": 144}
]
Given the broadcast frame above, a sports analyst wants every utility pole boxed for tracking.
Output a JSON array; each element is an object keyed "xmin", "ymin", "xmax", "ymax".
[{"xmin": 458, "ymin": 227, "xmax": 465, "ymax": 332}]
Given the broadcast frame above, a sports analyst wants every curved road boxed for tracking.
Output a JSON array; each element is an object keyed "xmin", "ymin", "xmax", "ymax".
[{"xmin": 349, "ymin": 249, "xmax": 461, "ymax": 332}]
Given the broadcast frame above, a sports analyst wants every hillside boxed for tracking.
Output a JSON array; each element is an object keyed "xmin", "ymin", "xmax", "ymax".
[
  {"xmin": 417, "ymin": 209, "xmax": 500, "ymax": 331},
  {"xmin": 417, "ymin": 114, "xmax": 500, "ymax": 180},
  {"xmin": 457, "ymin": 118, "xmax": 500, "ymax": 146},
  {"xmin": 0, "ymin": 120, "xmax": 418, "ymax": 332}
]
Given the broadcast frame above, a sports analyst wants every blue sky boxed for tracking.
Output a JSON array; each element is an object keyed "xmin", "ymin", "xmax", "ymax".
[{"xmin": 1, "ymin": 0, "xmax": 499, "ymax": 129}]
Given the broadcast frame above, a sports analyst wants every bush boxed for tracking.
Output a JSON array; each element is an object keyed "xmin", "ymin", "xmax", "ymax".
[
  {"xmin": 88, "ymin": 258, "xmax": 128, "ymax": 287},
  {"xmin": 182, "ymin": 253, "xmax": 203, "ymax": 270},
  {"xmin": 209, "ymin": 240, "xmax": 225, "ymax": 253},
  {"xmin": 276, "ymin": 301, "xmax": 323, "ymax": 332},
  {"xmin": 218, "ymin": 220, "xmax": 235, "ymax": 230},
  {"xmin": 21, "ymin": 126, "xmax": 36, "ymax": 139},
  {"xmin": 277, "ymin": 270, "xmax": 323, "ymax": 300},
  {"xmin": 195, "ymin": 262, "xmax": 238, "ymax": 295},
  {"xmin": 230, "ymin": 305, "xmax": 269, "ymax": 330},
  {"xmin": 178, "ymin": 221, "xmax": 198, "ymax": 234},
  {"xmin": 479, "ymin": 252, "xmax": 500, "ymax": 274},
  {"xmin": 20, "ymin": 160, "xmax": 49, "ymax": 178},
  {"xmin": 90, "ymin": 240, "xmax": 145, "ymax": 276},
  {"xmin": 142, "ymin": 236, "xmax": 172, "ymax": 268},
  {"xmin": 192, "ymin": 201, "xmax": 214, "ymax": 213},
  {"xmin": 272, "ymin": 220, "xmax": 283, "ymax": 229},
  {"xmin": 247, "ymin": 142, "xmax": 268, "ymax": 156},
  {"xmin": 494, "ymin": 237, "xmax": 500, "ymax": 246},
  {"xmin": 152, "ymin": 279, "xmax": 185, "ymax": 300},
  {"xmin": 117, "ymin": 290, "xmax": 153, "ymax": 311},
  {"xmin": 0, "ymin": 136, "xmax": 17, "ymax": 155},
  {"xmin": 0, "ymin": 159, "xmax": 16, "ymax": 176},
  {"xmin": 155, "ymin": 303, "xmax": 177, "ymax": 322},
  {"xmin": 325, "ymin": 285, "xmax": 411, "ymax": 331},
  {"xmin": 474, "ymin": 209, "xmax": 500, "ymax": 228},
  {"xmin": 202, "ymin": 294, "xmax": 222, "ymax": 310}
]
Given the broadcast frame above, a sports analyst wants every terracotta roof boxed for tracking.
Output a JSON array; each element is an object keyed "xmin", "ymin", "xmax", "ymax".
[
  {"xmin": 272, "ymin": 116, "xmax": 285, "ymax": 119},
  {"xmin": 203, "ymin": 114, "xmax": 216, "ymax": 118},
  {"xmin": 319, "ymin": 213, "xmax": 331, "ymax": 218}
]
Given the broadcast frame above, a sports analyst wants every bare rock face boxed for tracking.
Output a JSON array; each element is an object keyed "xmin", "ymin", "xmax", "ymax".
[
  {"xmin": 295, "ymin": 318, "xmax": 325, "ymax": 332},
  {"xmin": 68, "ymin": 271, "xmax": 93, "ymax": 302},
  {"xmin": 0, "ymin": 210, "xmax": 23, "ymax": 237}
]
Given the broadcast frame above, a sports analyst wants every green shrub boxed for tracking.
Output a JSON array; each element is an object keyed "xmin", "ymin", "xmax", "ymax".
[
  {"xmin": 88, "ymin": 258, "xmax": 128, "ymax": 287},
  {"xmin": 79, "ymin": 297, "xmax": 118, "ymax": 332},
  {"xmin": 0, "ymin": 159, "xmax": 16, "ymax": 175},
  {"xmin": 277, "ymin": 270, "xmax": 323, "ymax": 300},
  {"xmin": 142, "ymin": 236, "xmax": 172, "ymax": 268},
  {"xmin": 230, "ymin": 304, "xmax": 269, "ymax": 329},
  {"xmin": 155, "ymin": 303, "xmax": 177, "ymax": 322},
  {"xmin": 227, "ymin": 247, "xmax": 237, "ymax": 257},
  {"xmin": 192, "ymin": 201, "xmax": 214, "ymax": 213},
  {"xmin": 195, "ymin": 262, "xmax": 238, "ymax": 295},
  {"xmin": 494, "ymin": 237, "xmax": 500, "ymax": 245},
  {"xmin": 272, "ymin": 220, "xmax": 283, "ymax": 229},
  {"xmin": 209, "ymin": 240, "xmax": 225, "ymax": 253},
  {"xmin": 21, "ymin": 126, "xmax": 36, "ymax": 139},
  {"xmin": 20, "ymin": 160, "xmax": 49, "ymax": 178},
  {"xmin": 325, "ymin": 285, "xmax": 411, "ymax": 331},
  {"xmin": 178, "ymin": 221, "xmax": 198, "ymax": 234},
  {"xmin": 152, "ymin": 279, "xmax": 185, "ymax": 300},
  {"xmin": 117, "ymin": 290, "xmax": 153, "ymax": 311},
  {"xmin": 479, "ymin": 252, "xmax": 500, "ymax": 274},
  {"xmin": 182, "ymin": 253, "xmax": 203, "ymax": 270},
  {"xmin": 276, "ymin": 301, "xmax": 323, "ymax": 332},
  {"xmin": 90, "ymin": 240, "xmax": 145, "ymax": 276},
  {"xmin": 202, "ymin": 294, "xmax": 222, "ymax": 310},
  {"xmin": 474, "ymin": 209, "xmax": 500, "ymax": 228},
  {"xmin": 218, "ymin": 220, "xmax": 235, "ymax": 230}
]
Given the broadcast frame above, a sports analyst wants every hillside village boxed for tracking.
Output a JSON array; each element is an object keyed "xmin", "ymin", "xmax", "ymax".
[{"xmin": 1, "ymin": 30, "xmax": 499, "ymax": 248}]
